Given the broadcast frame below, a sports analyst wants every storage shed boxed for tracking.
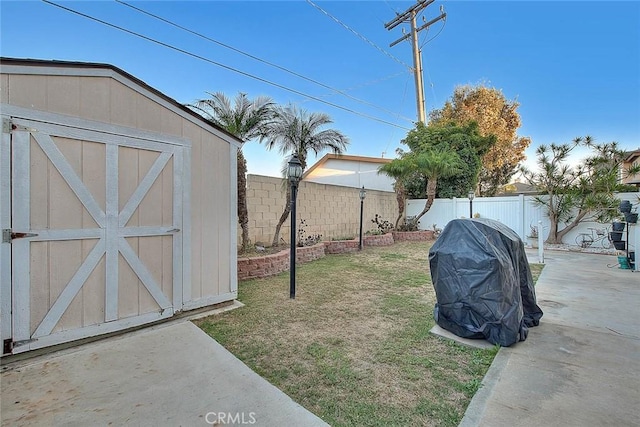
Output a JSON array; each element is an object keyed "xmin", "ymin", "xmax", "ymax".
[{"xmin": 0, "ymin": 58, "xmax": 240, "ymax": 355}]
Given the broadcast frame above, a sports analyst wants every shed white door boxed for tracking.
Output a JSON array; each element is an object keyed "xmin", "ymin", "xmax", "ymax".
[{"xmin": 1, "ymin": 109, "xmax": 189, "ymax": 354}]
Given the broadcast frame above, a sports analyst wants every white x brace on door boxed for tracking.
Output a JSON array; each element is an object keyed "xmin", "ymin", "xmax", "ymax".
[{"xmin": 1, "ymin": 106, "xmax": 190, "ymax": 354}]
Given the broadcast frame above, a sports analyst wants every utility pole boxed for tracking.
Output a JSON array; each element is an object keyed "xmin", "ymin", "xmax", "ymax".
[{"xmin": 385, "ymin": 0, "xmax": 446, "ymax": 124}]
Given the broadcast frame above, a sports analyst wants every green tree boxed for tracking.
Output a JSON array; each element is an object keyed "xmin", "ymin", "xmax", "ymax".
[
  {"xmin": 521, "ymin": 137, "xmax": 639, "ymax": 244},
  {"xmin": 378, "ymin": 155, "xmax": 412, "ymax": 229},
  {"xmin": 401, "ymin": 122, "xmax": 494, "ymax": 199},
  {"xmin": 430, "ymin": 84, "xmax": 531, "ymax": 196},
  {"xmin": 189, "ymin": 92, "xmax": 274, "ymax": 252},
  {"xmin": 260, "ymin": 105, "xmax": 349, "ymax": 246},
  {"xmin": 381, "ymin": 149, "xmax": 461, "ymax": 228}
]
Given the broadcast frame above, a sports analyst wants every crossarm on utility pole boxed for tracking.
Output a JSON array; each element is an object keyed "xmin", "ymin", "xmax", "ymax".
[{"xmin": 384, "ymin": 1, "xmax": 446, "ymax": 124}]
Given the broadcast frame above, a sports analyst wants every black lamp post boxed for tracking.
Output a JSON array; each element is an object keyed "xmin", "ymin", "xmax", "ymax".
[
  {"xmin": 288, "ymin": 154, "xmax": 303, "ymax": 299},
  {"xmin": 468, "ymin": 191, "xmax": 475, "ymax": 218},
  {"xmin": 359, "ymin": 186, "xmax": 366, "ymax": 250}
]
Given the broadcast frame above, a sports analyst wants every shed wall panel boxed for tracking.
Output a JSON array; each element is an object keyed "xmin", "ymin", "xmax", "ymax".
[
  {"xmin": 82, "ymin": 242, "xmax": 106, "ymax": 327},
  {"xmin": 136, "ymin": 95, "xmax": 164, "ymax": 133},
  {"xmin": 80, "ymin": 77, "xmax": 111, "ymax": 122},
  {"xmin": 29, "ymin": 242, "xmax": 50, "ymax": 335},
  {"xmin": 118, "ymin": 146, "xmax": 141, "ymax": 224},
  {"xmin": 187, "ymin": 124, "xmax": 203, "ymax": 300},
  {"xmin": 200, "ymin": 127, "xmax": 219, "ymax": 298},
  {"xmin": 48, "ymin": 240, "xmax": 83, "ymax": 333},
  {"xmin": 50, "ymin": 136, "xmax": 84, "ymax": 230},
  {"xmin": 182, "ymin": 120, "xmax": 233, "ymax": 300},
  {"xmin": 118, "ymin": 251, "xmax": 140, "ymax": 318},
  {"xmin": 7, "ymin": 75, "xmax": 47, "ymax": 110},
  {"xmin": 81, "ymin": 140, "xmax": 106, "ymax": 228},
  {"xmin": 109, "ymin": 79, "xmax": 137, "ymax": 128},
  {"xmin": 30, "ymin": 137, "xmax": 49, "ymax": 229},
  {"xmin": 46, "ymin": 76, "xmax": 80, "ymax": 117},
  {"xmin": 0, "ymin": 74, "xmax": 8, "ymax": 102},
  {"xmin": 160, "ymin": 106, "xmax": 183, "ymax": 136}
]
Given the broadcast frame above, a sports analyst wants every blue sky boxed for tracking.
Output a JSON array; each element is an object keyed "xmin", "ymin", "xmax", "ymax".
[{"xmin": 1, "ymin": 1, "xmax": 639, "ymax": 178}]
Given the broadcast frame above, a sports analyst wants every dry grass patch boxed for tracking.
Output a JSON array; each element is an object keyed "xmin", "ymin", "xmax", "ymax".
[{"xmin": 196, "ymin": 241, "xmax": 544, "ymax": 427}]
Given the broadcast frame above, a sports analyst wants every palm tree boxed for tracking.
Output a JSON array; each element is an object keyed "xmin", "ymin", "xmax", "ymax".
[
  {"xmin": 260, "ymin": 105, "xmax": 349, "ymax": 246},
  {"xmin": 384, "ymin": 150, "xmax": 460, "ymax": 227},
  {"xmin": 413, "ymin": 150, "xmax": 461, "ymax": 223},
  {"xmin": 378, "ymin": 159, "xmax": 412, "ymax": 229},
  {"xmin": 189, "ymin": 92, "xmax": 274, "ymax": 252}
]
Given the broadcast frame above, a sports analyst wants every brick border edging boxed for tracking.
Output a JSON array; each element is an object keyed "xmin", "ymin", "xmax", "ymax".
[
  {"xmin": 324, "ymin": 239, "xmax": 360, "ymax": 254},
  {"xmin": 363, "ymin": 232, "xmax": 394, "ymax": 246},
  {"xmin": 392, "ymin": 230, "xmax": 434, "ymax": 241},
  {"xmin": 237, "ymin": 243, "xmax": 326, "ymax": 280},
  {"xmin": 238, "ymin": 231, "xmax": 433, "ymax": 280}
]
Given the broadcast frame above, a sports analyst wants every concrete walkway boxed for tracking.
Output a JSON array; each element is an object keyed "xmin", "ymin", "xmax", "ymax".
[
  {"xmin": 460, "ymin": 250, "xmax": 640, "ymax": 427},
  {"xmin": 1, "ymin": 319, "xmax": 328, "ymax": 426}
]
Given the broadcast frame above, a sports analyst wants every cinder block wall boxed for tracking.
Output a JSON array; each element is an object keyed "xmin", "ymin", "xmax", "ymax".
[{"xmin": 241, "ymin": 174, "xmax": 398, "ymax": 247}]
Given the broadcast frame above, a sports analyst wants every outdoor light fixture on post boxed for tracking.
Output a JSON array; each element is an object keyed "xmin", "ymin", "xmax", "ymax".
[
  {"xmin": 287, "ymin": 154, "xmax": 303, "ymax": 299},
  {"xmin": 359, "ymin": 186, "xmax": 367, "ymax": 250},
  {"xmin": 468, "ymin": 191, "xmax": 475, "ymax": 218}
]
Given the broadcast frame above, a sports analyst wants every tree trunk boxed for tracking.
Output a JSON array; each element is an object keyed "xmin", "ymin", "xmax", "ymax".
[
  {"xmin": 547, "ymin": 209, "xmax": 587, "ymax": 244},
  {"xmin": 272, "ymin": 155, "xmax": 307, "ymax": 247},
  {"xmin": 272, "ymin": 183, "xmax": 292, "ymax": 247},
  {"xmin": 414, "ymin": 178, "xmax": 437, "ymax": 224},
  {"xmin": 394, "ymin": 181, "xmax": 406, "ymax": 229},
  {"xmin": 546, "ymin": 215, "xmax": 561, "ymax": 244},
  {"xmin": 237, "ymin": 151, "xmax": 251, "ymax": 252}
]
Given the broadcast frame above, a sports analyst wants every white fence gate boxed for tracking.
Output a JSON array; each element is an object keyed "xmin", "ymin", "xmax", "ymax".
[{"xmin": 1, "ymin": 107, "xmax": 190, "ymax": 354}]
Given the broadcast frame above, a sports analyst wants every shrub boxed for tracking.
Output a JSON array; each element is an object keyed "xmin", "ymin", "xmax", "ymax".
[
  {"xmin": 371, "ymin": 214, "xmax": 394, "ymax": 234},
  {"xmin": 297, "ymin": 219, "xmax": 322, "ymax": 247}
]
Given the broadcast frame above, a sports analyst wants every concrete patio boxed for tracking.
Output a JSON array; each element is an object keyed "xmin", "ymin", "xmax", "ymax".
[
  {"xmin": 1, "ymin": 316, "xmax": 328, "ymax": 426},
  {"xmin": 460, "ymin": 250, "xmax": 640, "ymax": 426}
]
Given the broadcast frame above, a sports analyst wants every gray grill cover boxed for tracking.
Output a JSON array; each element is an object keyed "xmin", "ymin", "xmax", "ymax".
[{"xmin": 429, "ymin": 218, "xmax": 543, "ymax": 347}]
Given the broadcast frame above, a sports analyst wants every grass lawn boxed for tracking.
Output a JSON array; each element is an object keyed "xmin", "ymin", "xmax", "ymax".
[{"xmin": 196, "ymin": 241, "xmax": 545, "ymax": 427}]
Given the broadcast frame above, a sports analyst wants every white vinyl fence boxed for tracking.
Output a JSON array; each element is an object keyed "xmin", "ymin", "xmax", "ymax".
[{"xmin": 406, "ymin": 192, "xmax": 640, "ymax": 251}]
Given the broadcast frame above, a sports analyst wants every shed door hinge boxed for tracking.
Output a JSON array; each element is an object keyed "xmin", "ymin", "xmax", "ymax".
[
  {"xmin": 2, "ymin": 229, "xmax": 39, "ymax": 243},
  {"xmin": 3, "ymin": 338, "xmax": 37, "ymax": 354},
  {"xmin": 1, "ymin": 118, "xmax": 13, "ymax": 133}
]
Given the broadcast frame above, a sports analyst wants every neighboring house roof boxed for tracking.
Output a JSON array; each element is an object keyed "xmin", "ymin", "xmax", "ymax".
[
  {"xmin": 303, "ymin": 154, "xmax": 394, "ymax": 192},
  {"xmin": 623, "ymin": 149, "xmax": 640, "ymax": 185},
  {"xmin": 497, "ymin": 181, "xmax": 540, "ymax": 195},
  {"xmin": 303, "ymin": 154, "xmax": 391, "ymax": 179},
  {"xmin": 0, "ymin": 57, "xmax": 243, "ymax": 146},
  {"xmin": 625, "ymin": 149, "xmax": 640, "ymax": 162}
]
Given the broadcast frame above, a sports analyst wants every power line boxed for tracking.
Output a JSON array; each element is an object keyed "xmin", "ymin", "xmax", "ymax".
[
  {"xmin": 383, "ymin": 73, "xmax": 412, "ymax": 158},
  {"xmin": 115, "ymin": 0, "xmax": 413, "ymax": 123},
  {"xmin": 383, "ymin": 0, "xmax": 400, "ymax": 14},
  {"xmin": 305, "ymin": 0, "xmax": 411, "ymax": 70},
  {"xmin": 420, "ymin": 20, "xmax": 446, "ymax": 110},
  {"xmin": 422, "ymin": 18, "xmax": 447, "ymax": 47},
  {"xmin": 298, "ymin": 69, "xmax": 414, "ymax": 124},
  {"xmin": 331, "ymin": 71, "xmax": 409, "ymax": 94},
  {"xmin": 42, "ymin": 0, "xmax": 412, "ymax": 131}
]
